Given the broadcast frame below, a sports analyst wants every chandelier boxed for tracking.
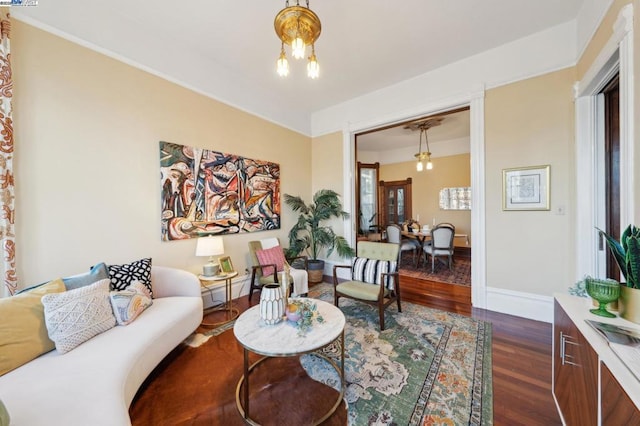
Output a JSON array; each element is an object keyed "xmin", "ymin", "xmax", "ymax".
[
  {"xmin": 274, "ymin": 0, "xmax": 321, "ymax": 79},
  {"xmin": 405, "ymin": 117, "xmax": 444, "ymax": 172}
]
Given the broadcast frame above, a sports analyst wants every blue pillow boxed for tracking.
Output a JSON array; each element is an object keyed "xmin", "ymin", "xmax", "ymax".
[
  {"xmin": 63, "ymin": 262, "xmax": 109, "ymax": 290},
  {"xmin": 15, "ymin": 262, "xmax": 109, "ymax": 294}
]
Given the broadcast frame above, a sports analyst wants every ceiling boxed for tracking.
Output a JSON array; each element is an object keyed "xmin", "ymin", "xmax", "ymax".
[{"xmin": 14, "ymin": 0, "xmax": 587, "ymax": 135}]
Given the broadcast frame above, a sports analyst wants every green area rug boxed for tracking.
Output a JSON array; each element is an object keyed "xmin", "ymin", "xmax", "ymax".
[{"xmin": 301, "ymin": 283, "xmax": 492, "ymax": 425}]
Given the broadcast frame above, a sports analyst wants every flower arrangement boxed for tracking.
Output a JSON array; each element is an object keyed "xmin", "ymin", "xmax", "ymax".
[{"xmin": 286, "ymin": 299, "xmax": 324, "ymax": 336}]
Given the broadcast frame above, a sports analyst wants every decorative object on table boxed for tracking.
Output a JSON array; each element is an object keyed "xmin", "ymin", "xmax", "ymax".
[
  {"xmin": 284, "ymin": 189, "xmax": 355, "ymax": 283},
  {"xmin": 259, "ymin": 284, "xmax": 285, "ymax": 325},
  {"xmin": 273, "ymin": 0, "xmax": 321, "ymax": 79},
  {"xmin": 280, "ymin": 264, "xmax": 290, "ymax": 306},
  {"xmin": 159, "ymin": 141, "xmax": 280, "ymax": 241},
  {"xmin": 585, "ymin": 276, "xmax": 620, "ymax": 318},
  {"xmin": 568, "ymin": 278, "xmax": 589, "ymax": 298},
  {"xmin": 502, "ymin": 165, "xmax": 550, "ymax": 210},
  {"xmin": 285, "ymin": 299, "xmax": 324, "ymax": 336},
  {"xmin": 599, "ymin": 224, "xmax": 640, "ymax": 323},
  {"xmin": 195, "ymin": 235, "xmax": 224, "ymax": 277},
  {"xmin": 218, "ymin": 256, "xmax": 234, "ymax": 275}
]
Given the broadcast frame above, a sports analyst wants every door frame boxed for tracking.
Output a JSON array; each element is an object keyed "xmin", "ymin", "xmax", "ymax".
[
  {"xmin": 574, "ymin": 4, "xmax": 634, "ymax": 279},
  {"xmin": 341, "ymin": 90, "xmax": 487, "ymax": 307}
]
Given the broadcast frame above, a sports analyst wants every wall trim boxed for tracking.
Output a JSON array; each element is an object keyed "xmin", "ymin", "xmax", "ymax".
[
  {"xmin": 201, "ymin": 274, "xmax": 251, "ymax": 309},
  {"xmin": 485, "ymin": 287, "xmax": 554, "ymax": 323},
  {"xmin": 574, "ymin": 3, "xmax": 635, "ymax": 279}
]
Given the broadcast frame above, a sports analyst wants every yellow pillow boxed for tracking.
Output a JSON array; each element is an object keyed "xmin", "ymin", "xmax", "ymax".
[{"xmin": 0, "ymin": 278, "xmax": 65, "ymax": 376}]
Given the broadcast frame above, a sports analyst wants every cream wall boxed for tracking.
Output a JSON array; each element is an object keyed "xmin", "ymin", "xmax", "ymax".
[
  {"xmin": 485, "ymin": 68, "xmax": 576, "ymax": 295},
  {"xmin": 379, "ymin": 154, "xmax": 471, "ymax": 246},
  {"xmin": 310, "ymin": 131, "xmax": 352, "ymax": 261},
  {"xmin": 12, "ymin": 21, "xmax": 312, "ymax": 288}
]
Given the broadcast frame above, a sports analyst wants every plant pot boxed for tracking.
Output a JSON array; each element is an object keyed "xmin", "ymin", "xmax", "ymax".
[
  {"xmin": 307, "ymin": 259, "xmax": 325, "ymax": 284},
  {"xmin": 259, "ymin": 284, "xmax": 284, "ymax": 325},
  {"xmin": 619, "ymin": 286, "xmax": 640, "ymax": 324}
]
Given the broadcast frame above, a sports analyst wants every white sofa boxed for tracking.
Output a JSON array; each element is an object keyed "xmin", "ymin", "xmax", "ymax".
[{"xmin": 0, "ymin": 266, "xmax": 203, "ymax": 426}]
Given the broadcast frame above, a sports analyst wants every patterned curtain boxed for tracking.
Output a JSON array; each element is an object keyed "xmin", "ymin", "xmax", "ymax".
[{"xmin": 0, "ymin": 12, "xmax": 15, "ymax": 297}]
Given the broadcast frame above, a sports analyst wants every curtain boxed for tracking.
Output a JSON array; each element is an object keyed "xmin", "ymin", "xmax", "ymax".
[{"xmin": 0, "ymin": 12, "xmax": 15, "ymax": 297}]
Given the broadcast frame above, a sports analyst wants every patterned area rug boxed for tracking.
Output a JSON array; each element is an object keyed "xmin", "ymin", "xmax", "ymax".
[
  {"xmin": 399, "ymin": 251, "xmax": 471, "ymax": 286},
  {"xmin": 300, "ymin": 283, "xmax": 492, "ymax": 425}
]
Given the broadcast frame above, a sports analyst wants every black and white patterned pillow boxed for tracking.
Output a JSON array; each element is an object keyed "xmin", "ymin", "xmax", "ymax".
[
  {"xmin": 108, "ymin": 258, "xmax": 152, "ymax": 297},
  {"xmin": 351, "ymin": 257, "xmax": 397, "ymax": 288}
]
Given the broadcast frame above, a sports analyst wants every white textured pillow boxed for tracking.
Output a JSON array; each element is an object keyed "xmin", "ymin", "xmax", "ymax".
[
  {"xmin": 109, "ymin": 280, "xmax": 153, "ymax": 326},
  {"xmin": 42, "ymin": 279, "xmax": 116, "ymax": 354}
]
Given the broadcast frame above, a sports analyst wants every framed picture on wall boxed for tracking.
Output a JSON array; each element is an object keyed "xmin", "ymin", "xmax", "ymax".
[
  {"xmin": 218, "ymin": 256, "xmax": 234, "ymax": 274},
  {"xmin": 502, "ymin": 165, "xmax": 550, "ymax": 211}
]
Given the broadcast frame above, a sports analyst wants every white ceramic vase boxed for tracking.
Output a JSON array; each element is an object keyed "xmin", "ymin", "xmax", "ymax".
[{"xmin": 260, "ymin": 284, "xmax": 284, "ymax": 325}]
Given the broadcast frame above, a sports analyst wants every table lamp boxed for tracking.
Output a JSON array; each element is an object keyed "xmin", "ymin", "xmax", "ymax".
[{"xmin": 196, "ymin": 236, "xmax": 224, "ymax": 277}]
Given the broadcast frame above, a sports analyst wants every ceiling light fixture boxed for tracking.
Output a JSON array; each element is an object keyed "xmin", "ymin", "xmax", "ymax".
[
  {"xmin": 405, "ymin": 117, "xmax": 444, "ymax": 172},
  {"xmin": 274, "ymin": 0, "xmax": 321, "ymax": 79}
]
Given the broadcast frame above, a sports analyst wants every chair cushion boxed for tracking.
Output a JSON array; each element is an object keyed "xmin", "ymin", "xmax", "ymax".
[
  {"xmin": 336, "ymin": 281, "xmax": 389, "ymax": 301},
  {"xmin": 351, "ymin": 257, "xmax": 396, "ymax": 287},
  {"xmin": 255, "ymin": 246, "xmax": 286, "ymax": 276}
]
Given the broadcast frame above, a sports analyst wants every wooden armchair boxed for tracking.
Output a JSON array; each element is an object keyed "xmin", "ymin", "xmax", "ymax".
[
  {"xmin": 332, "ymin": 241, "xmax": 401, "ymax": 330},
  {"xmin": 248, "ymin": 238, "xmax": 308, "ymax": 303}
]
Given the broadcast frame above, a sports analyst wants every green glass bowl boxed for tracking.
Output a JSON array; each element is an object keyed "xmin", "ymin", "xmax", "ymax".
[{"xmin": 586, "ymin": 277, "xmax": 620, "ymax": 318}]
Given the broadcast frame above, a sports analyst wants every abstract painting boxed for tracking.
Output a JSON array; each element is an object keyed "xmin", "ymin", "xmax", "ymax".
[{"xmin": 160, "ymin": 141, "xmax": 280, "ymax": 240}]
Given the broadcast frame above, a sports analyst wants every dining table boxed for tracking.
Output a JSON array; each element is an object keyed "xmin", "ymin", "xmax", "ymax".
[{"xmin": 401, "ymin": 229, "xmax": 470, "ymax": 266}]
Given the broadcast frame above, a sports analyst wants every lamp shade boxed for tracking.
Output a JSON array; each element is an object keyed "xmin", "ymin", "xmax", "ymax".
[{"xmin": 196, "ymin": 236, "xmax": 224, "ymax": 257}]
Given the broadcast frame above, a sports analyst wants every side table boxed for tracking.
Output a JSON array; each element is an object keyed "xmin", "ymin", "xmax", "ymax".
[
  {"xmin": 199, "ymin": 271, "xmax": 239, "ymax": 328},
  {"xmin": 233, "ymin": 298, "xmax": 345, "ymax": 425}
]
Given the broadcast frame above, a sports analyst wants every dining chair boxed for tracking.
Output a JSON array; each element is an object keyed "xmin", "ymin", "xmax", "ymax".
[
  {"xmin": 386, "ymin": 224, "xmax": 421, "ymax": 266},
  {"xmin": 333, "ymin": 241, "xmax": 400, "ymax": 331},
  {"xmin": 423, "ymin": 224, "xmax": 455, "ymax": 272}
]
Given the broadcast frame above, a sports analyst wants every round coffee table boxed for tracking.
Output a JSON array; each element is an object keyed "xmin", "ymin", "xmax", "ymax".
[{"xmin": 233, "ymin": 298, "xmax": 345, "ymax": 425}]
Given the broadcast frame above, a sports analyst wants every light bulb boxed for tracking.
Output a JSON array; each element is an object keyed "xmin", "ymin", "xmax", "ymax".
[
  {"xmin": 291, "ymin": 37, "xmax": 305, "ymax": 59},
  {"xmin": 416, "ymin": 160, "xmax": 424, "ymax": 172},
  {"xmin": 426, "ymin": 154, "xmax": 433, "ymax": 170},
  {"xmin": 307, "ymin": 53, "xmax": 319, "ymax": 79},
  {"xmin": 276, "ymin": 50, "xmax": 289, "ymax": 77}
]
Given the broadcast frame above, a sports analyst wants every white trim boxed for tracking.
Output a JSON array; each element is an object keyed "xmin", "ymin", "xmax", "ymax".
[
  {"xmin": 469, "ymin": 94, "xmax": 486, "ymax": 308},
  {"xmin": 617, "ymin": 6, "xmax": 635, "ymax": 228},
  {"xmin": 341, "ymin": 89, "xmax": 487, "ymax": 308},
  {"xmin": 574, "ymin": 4, "xmax": 635, "ymax": 280},
  {"xmin": 485, "ymin": 287, "xmax": 554, "ymax": 323},
  {"xmin": 201, "ymin": 274, "xmax": 251, "ymax": 309}
]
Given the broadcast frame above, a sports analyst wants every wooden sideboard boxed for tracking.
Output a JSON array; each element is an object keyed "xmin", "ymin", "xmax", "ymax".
[{"xmin": 553, "ymin": 294, "xmax": 640, "ymax": 425}]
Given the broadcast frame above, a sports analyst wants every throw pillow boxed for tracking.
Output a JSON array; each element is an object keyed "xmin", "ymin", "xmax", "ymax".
[
  {"xmin": 42, "ymin": 279, "xmax": 116, "ymax": 354},
  {"xmin": 63, "ymin": 262, "xmax": 109, "ymax": 291},
  {"xmin": 351, "ymin": 257, "xmax": 397, "ymax": 287},
  {"xmin": 108, "ymin": 257, "xmax": 152, "ymax": 297},
  {"xmin": 109, "ymin": 281, "xmax": 153, "ymax": 326},
  {"xmin": 0, "ymin": 279, "xmax": 66, "ymax": 376},
  {"xmin": 255, "ymin": 246, "xmax": 286, "ymax": 276}
]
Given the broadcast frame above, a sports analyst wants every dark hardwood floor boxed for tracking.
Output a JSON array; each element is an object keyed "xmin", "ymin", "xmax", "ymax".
[{"xmin": 130, "ymin": 276, "xmax": 562, "ymax": 425}]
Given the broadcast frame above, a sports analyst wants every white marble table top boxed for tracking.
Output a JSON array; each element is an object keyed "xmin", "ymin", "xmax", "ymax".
[{"xmin": 233, "ymin": 298, "xmax": 345, "ymax": 357}]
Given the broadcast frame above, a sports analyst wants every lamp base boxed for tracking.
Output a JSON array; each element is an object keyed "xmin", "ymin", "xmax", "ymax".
[{"xmin": 203, "ymin": 263, "xmax": 220, "ymax": 277}]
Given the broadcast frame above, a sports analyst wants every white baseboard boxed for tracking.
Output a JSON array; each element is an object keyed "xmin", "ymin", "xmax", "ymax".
[
  {"xmin": 485, "ymin": 287, "xmax": 554, "ymax": 323},
  {"xmin": 316, "ymin": 260, "xmax": 556, "ymax": 323},
  {"xmin": 200, "ymin": 273, "xmax": 252, "ymax": 309}
]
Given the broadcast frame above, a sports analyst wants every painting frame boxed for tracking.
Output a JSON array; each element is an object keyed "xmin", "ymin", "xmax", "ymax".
[
  {"xmin": 502, "ymin": 165, "xmax": 550, "ymax": 211},
  {"xmin": 218, "ymin": 256, "xmax": 234, "ymax": 274}
]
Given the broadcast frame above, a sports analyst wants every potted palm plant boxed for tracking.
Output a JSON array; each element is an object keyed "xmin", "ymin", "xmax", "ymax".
[
  {"xmin": 599, "ymin": 224, "xmax": 640, "ymax": 323},
  {"xmin": 285, "ymin": 190, "xmax": 356, "ymax": 283}
]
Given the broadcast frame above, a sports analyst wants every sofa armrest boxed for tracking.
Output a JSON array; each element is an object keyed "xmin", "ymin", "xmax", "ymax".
[{"xmin": 151, "ymin": 266, "xmax": 201, "ymax": 298}]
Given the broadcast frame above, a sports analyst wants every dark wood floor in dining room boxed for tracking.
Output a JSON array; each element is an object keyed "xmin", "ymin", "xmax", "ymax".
[{"xmin": 129, "ymin": 276, "xmax": 562, "ymax": 425}]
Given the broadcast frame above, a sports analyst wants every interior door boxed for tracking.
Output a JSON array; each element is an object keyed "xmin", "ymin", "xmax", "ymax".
[{"xmin": 380, "ymin": 178, "xmax": 412, "ymax": 227}]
